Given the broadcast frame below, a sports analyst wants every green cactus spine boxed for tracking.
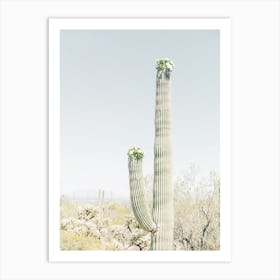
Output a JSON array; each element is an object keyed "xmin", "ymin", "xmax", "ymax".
[{"xmin": 128, "ymin": 58, "xmax": 175, "ymax": 250}]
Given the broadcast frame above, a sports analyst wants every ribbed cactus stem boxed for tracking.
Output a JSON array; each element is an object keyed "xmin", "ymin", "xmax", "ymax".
[
  {"xmin": 128, "ymin": 151, "xmax": 157, "ymax": 233},
  {"xmin": 151, "ymin": 68, "xmax": 173, "ymax": 250}
]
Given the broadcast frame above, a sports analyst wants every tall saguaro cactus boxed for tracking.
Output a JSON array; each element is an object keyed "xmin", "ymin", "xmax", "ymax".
[{"xmin": 128, "ymin": 58, "xmax": 175, "ymax": 250}]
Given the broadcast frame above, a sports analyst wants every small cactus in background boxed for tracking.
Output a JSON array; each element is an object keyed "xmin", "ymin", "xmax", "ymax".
[
  {"xmin": 128, "ymin": 58, "xmax": 175, "ymax": 250},
  {"xmin": 97, "ymin": 189, "xmax": 105, "ymax": 206}
]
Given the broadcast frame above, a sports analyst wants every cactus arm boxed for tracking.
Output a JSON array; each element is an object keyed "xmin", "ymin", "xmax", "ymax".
[{"xmin": 128, "ymin": 148, "xmax": 157, "ymax": 233}]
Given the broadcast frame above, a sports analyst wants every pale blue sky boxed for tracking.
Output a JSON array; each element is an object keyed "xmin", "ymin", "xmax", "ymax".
[{"xmin": 60, "ymin": 30, "xmax": 220, "ymax": 199}]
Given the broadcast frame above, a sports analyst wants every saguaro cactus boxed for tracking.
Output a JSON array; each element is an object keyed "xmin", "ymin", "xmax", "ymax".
[
  {"xmin": 97, "ymin": 189, "xmax": 105, "ymax": 207},
  {"xmin": 128, "ymin": 58, "xmax": 175, "ymax": 250}
]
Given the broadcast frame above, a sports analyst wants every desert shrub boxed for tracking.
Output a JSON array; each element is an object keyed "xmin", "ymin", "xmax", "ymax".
[
  {"xmin": 60, "ymin": 217, "xmax": 101, "ymax": 239},
  {"xmin": 173, "ymin": 166, "xmax": 220, "ymax": 250},
  {"xmin": 60, "ymin": 201, "xmax": 150, "ymax": 250}
]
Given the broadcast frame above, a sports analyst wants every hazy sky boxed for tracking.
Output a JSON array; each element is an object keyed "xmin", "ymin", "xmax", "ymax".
[{"xmin": 60, "ymin": 30, "xmax": 220, "ymax": 199}]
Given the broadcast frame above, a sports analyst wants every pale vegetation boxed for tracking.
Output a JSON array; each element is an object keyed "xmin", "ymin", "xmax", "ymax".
[{"xmin": 60, "ymin": 165, "xmax": 220, "ymax": 251}]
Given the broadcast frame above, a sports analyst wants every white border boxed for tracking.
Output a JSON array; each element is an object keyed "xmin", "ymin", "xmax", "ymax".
[{"xmin": 49, "ymin": 18, "xmax": 231, "ymax": 262}]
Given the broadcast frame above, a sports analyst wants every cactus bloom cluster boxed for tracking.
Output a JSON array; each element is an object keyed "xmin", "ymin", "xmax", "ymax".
[
  {"xmin": 156, "ymin": 58, "xmax": 175, "ymax": 73},
  {"xmin": 128, "ymin": 147, "xmax": 144, "ymax": 160},
  {"xmin": 156, "ymin": 58, "xmax": 175, "ymax": 79}
]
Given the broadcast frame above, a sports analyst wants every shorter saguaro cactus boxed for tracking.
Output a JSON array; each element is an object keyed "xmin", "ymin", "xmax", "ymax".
[{"xmin": 128, "ymin": 147, "xmax": 158, "ymax": 233}]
